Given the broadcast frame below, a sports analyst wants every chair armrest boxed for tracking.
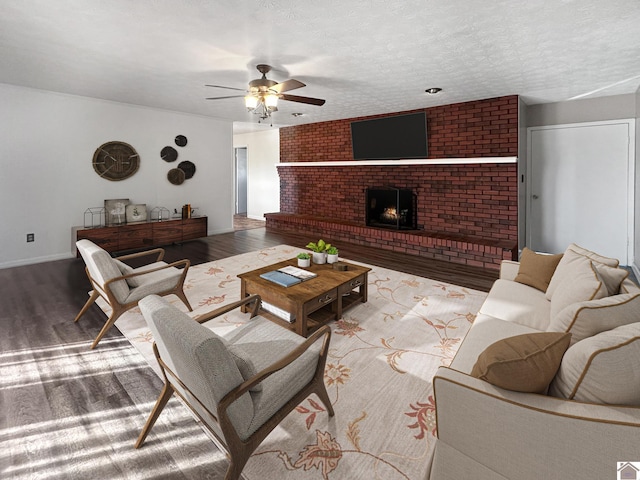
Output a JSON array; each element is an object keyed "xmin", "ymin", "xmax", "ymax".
[
  {"xmin": 104, "ymin": 259, "xmax": 191, "ymax": 286},
  {"xmin": 431, "ymin": 367, "xmax": 640, "ymax": 480},
  {"xmin": 499, "ymin": 260, "xmax": 520, "ymax": 281},
  {"xmin": 193, "ymin": 294, "xmax": 262, "ymax": 323},
  {"xmin": 220, "ymin": 325, "xmax": 331, "ymax": 409},
  {"xmin": 116, "ymin": 248, "xmax": 165, "ymax": 262}
]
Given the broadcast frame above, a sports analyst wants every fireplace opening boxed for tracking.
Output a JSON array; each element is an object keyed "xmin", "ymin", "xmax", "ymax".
[{"xmin": 366, "ymin": 187, "xmax": 417, "ymax": 230}]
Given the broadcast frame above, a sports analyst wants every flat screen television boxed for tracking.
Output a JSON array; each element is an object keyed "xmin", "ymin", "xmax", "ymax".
[{"xmin": 350, "ymin": 112, "xmax": 428, "ymax": 160}]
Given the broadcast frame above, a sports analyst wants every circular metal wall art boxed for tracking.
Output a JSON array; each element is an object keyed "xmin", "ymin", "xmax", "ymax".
[
  {"xmin": 160, "ymin": 146, "xmax": 178, "ymax": 162},
  {"xmin": 167, "ymin": 168, "xmax": 185, "ymax": 185},
  {"xmin": 175, "ymin": 135, "xmax": 188, "ymax": 147},
  {"xmin": 92, "ymin": 141, "xmax": 140, "ymax": 181},
  {"xmin": 178, "ymin": 160, "xmax": 196, "ymax": 179}
]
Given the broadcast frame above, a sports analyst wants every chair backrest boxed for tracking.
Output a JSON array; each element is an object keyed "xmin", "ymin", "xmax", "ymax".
[
  {"xmin": 139, "ymin": 295, "xmax": 254, "ymax": 438},
  {"xmin": 76, "ymin": 239, "xmax": 130, "ymax": 303}
]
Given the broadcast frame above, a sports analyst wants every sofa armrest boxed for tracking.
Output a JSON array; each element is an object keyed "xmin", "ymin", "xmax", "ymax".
[
  {"xmin": 430, "ymin": 367, "xmax": 640, "ymax": 480},
  {"xmin": 499, "ymin": 260, "xmax": 519, "ymax": 281}
]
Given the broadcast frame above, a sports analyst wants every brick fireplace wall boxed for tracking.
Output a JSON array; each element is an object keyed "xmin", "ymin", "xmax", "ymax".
[{"xmin": 267, "ymin": 95, "xmax": 520, "ymax": 269}]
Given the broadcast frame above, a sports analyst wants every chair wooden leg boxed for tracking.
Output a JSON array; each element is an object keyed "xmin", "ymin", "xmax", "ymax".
[
  {"xmin": 90, "ymin": 308, "xmax": 124, "ymax": 349},
  {"xmin": 224, "ymin": 454, "xmax": 250, "ymax": 480},
  {"xmin": 135, "ymin": 383, "xmax": 175, "ymax": 448},
  {"xmin": 75, "ymin": 290, "xmax": 99, "ymax": 322},
  {"xmin": 175, "ymin": 289, "xmax": 193, "ymax": 312},
  {"xmin": 314, "ymin": 381, "xmax": 335, "ymax": 417}
]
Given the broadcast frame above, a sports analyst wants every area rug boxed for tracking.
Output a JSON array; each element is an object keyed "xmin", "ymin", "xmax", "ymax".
[{"xmin": 99, "ymin": 245, "xmax": 487, "ymax": 479}]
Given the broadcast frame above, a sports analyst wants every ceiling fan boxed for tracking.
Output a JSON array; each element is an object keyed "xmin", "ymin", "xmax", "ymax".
[{"xmin": 206, "ymin": 64, "xmax": 325, "ymax": 123}]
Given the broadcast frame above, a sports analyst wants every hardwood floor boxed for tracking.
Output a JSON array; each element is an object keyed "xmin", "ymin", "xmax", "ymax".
[{"xmin": 0, "ymin": 228, "xmax": 497, "ymax": 479}]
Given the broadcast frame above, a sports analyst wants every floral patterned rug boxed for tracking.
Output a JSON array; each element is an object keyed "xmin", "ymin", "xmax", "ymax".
[{"xmin": 101, "ymin": 245, "xmax": 486, "ymax": 480}]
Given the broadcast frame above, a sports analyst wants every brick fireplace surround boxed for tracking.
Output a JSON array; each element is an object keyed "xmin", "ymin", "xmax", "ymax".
[{"xmin": 265, "ymin": 95, "xmax": 519, "ymax": 270}]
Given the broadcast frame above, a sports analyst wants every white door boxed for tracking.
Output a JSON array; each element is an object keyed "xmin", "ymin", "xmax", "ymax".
[{"xmin": 527, "ymin": 120, "xmax": 634, "ymax": 263}]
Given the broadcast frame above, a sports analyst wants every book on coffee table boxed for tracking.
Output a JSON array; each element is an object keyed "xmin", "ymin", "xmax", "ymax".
[
  {"xmin": 259, "ymin": 270, "xmax": 302, "ymax": 287},
  {"xmin": 277, "ymin": 265, "xmax": 318, "ymax": 281}
]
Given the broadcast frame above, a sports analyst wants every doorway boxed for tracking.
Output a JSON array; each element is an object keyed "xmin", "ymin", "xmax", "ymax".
[
  {"xmin": 235, "ymin": 147, "xmax": 247, "ymax": 215},
  {"xmin": 527, "ymin": 119, "xmax": 635, "ymax": 263}
]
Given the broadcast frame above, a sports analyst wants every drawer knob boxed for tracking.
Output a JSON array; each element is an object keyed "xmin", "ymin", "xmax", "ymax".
[{"xmin": 351, "ymin": 280, "xmax": 361, "ymax": 287}]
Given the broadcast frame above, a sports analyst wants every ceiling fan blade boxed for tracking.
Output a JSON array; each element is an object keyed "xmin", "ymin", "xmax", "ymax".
[
  {"xmin": 271, "ymin": 79, "xmax": 306, "ymax": 93},
  {"xmin": 205, "ymin": 84, "xmax": 246, "ymax": 92},
  {"xmin": 205, "ymin": 95, "xmax": 246, "ymax": 100},
  {"xmin": 280, "ymin": 93, "xmax": 326, "ymax": 106}
]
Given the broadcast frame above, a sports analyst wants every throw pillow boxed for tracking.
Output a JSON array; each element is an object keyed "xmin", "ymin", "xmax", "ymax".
[
  {"xmin": 548, "ymin": 292, "xmax": 640, "ymax": 345},
  {"xmin": 470, "ymin": 332, "xmax": 572, "ymax": 393},
  {"xmin": 546, "ymin": 245, "xmax": 619, "ymax": 301},
  {"xmin": 549, "ymin": 323, "xmax": 640, "ymax": 405},
  {"xmin": 593, "ymin": 263, "xmax": 629, "ymax": 296},
  {"xmin": 549, "ymin": 255, "xmax": 608, "ymax": 319},
  {"xmin": 514, "ymin": 247, "xmax": 563, "ymax": 292}
]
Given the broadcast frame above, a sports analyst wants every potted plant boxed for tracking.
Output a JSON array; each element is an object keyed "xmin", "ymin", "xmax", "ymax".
[
  {"xmin": 326, "ymin": 246, "xmax": 339, "ymax": 264},
  {"xmin": 306, "ymin": 239, "xmax": 331, "ymax": 264},
  {"xmin": 297, "ymin": 252, "xmax": 311, "ymax": 268}
]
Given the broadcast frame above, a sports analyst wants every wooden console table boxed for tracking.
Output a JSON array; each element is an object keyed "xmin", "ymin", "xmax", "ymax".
[{"xmin": 74, "ymin": 216, "xmax": 207, "ymax": 255}]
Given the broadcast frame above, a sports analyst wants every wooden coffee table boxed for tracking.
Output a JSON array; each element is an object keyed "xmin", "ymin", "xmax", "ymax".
[{"xmin": 237, "ymin": 259, "xmax": 371, "ymax": 337}]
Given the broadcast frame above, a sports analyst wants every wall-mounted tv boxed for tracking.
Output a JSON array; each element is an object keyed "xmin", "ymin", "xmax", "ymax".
[{"xmin": 350, "ymin": 112, "xmax": 428, "ymax": 160}]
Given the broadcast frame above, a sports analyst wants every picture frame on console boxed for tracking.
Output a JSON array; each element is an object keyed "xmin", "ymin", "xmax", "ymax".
[{"xmin": 104, "ymin": 198, "xmax": 129, "ymax": 226}]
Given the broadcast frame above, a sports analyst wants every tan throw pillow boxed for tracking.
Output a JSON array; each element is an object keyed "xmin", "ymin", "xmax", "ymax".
[
  {"xmin": 548, "ymin": 292, "xmax": 640, "ymax": 345},
  {"xmin": 470, "ymin": 332, "xmax": 572, "ymax": 393},
  {"xmin": 546, "ymin": 246, "xmax": 619, "ymax": 301},
  {"xmin": 514, "ymin": 247, "xmax": 563, "ymax": 292},
  {"xmin": 593, "ymin": 263, "xmax": 629, "ymax": 296},
  {"xmin": 549, "ymin": 323, "xmax": 640, "ymax": 405},
  {"xmin": 549, "ymin": 255, "xmax": 607, "ymax": 319}
]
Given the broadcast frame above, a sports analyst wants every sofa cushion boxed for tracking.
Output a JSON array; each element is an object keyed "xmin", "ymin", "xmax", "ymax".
[
  {"xmin": 479, "ymin": 279, "xmax": 551, "ymax": 331},
  {"xmin": 115, "ymin": 259, "xmax": 180, "ymax": 289},
  {"xmin": 470, "ymin": 332, "xmax": 571, "ymax": 393},
  {"xmin": 549, "ymin": 255, "xmax": 607, "ymax": 319},
  {"xmin": 546, "ymin": 245, "xmax": 619, "ymax": 301},
  {"xmin": 549, "ymin": 323, "xmax": 640, "ymax": 405},
  {"xmin": 514, "ymin": 248, "xmax": 563, "ymax": 292},
  {"xmin": 548, "ymin": 292, "xmax": 640, "ymax": 345},
  {"xmin": 450, "ymin": 314, "xmax": 540, "ymax": 374}
]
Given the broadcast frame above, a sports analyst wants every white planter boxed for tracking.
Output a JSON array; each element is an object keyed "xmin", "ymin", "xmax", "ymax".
[
  {"xmin": 312, "ymin": 252, "xmax": 327, "ymax": 264},
  {"xmin": 327, "ymin": 253, "xmax": 339, "ymax": 264},
  {"xmin": 297, "ymin": 258, "xmax": 311, "ymax": 268}
]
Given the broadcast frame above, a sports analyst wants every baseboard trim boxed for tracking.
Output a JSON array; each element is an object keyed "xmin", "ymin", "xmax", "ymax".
[{"xmin": 0, "ymin": 252, "xmax": 74, "ymax": 270}]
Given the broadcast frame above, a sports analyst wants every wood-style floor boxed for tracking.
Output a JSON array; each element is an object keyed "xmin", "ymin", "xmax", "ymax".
[{"xmin": 0, "ymin": 227, "xmax": 497, "ymax": 479}]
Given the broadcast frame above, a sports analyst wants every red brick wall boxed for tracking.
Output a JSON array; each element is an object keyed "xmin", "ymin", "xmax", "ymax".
[
  {"xmin": 274, "ymin": 95, "xmax": 518, "ymax": 268},
  {"xmin": 280, "ymin": 95, "xmax": 519, "ymax": 162}
]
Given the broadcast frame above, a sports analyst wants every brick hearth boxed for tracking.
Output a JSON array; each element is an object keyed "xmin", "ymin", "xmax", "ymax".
[{"xmin": 267, "ymin": 95, "xmax": 520, "ymax": 270}]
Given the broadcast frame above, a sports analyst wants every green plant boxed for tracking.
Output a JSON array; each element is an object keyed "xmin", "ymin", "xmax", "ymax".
[
  {"xmin": 306, "ymin": 239, "xmax": 331, "ymax": 253},
  {"xmin": 297, "ymin": 252, "xmax": 311, "ymax": 260},
  {"xmin": 326, "ymin": 246, "xmax": 338, "ymax": 255}
]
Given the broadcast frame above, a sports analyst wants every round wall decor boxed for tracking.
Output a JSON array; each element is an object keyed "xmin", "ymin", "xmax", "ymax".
[
  {"xmin": 160, "ymin": 146, "xmax": 178, "ymax": 162},
  {"xmin": 175, "ymin": 135, "xmax": 188, "ymax": 147},
  {"xmin": 167, "ymin": 168, "xmax": 185, "ymax": 185},
  {"xmin": 92, "ymin": 141, "xmax": 140, "ymax": 181},
  {"xmin": 178, "ymin": 160, "xmax": 196, "ymax": 179}
]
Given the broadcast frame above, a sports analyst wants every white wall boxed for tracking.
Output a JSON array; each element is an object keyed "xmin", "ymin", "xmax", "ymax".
[
  {"xmin": 635, "ymin": 87, "xmax": 640, "ymax": 277},
  {"xmin": 527, "ymin": 93, "xmax": 636, "ymax": 127},
  {"xmin": 0, "ymin": 83, "xmax": 234, "ymax": 268},
  {"xmin": 233, "ymin": 129, "xmax": 280, "ymax": 220}
]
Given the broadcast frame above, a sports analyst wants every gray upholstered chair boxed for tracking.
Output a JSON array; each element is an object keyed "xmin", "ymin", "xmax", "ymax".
[
  {"xmin": 75, "ymin": 239, "xmax": 192, "ymax": 349},
  {"xmin": 135, "ymin": 294, "xmax": 334, "ymax": 480}
]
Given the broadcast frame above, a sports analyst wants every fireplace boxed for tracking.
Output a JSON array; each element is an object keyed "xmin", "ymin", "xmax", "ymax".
[{"xmin": 366, "ymin": 187, "xmax": 416, "ymax": 230}]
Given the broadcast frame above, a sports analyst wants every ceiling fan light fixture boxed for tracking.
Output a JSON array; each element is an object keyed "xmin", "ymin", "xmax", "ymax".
[
  {"xmin": 244, "ymin": 95, "xmax": 259, "ymax": 109},
  {"xmin": 264, "ymin": 93, "xmax": 279, "ymax": 108},
  {"xmin": 425, "ymin": 87, "xmax": 442, "ymax": 95}
]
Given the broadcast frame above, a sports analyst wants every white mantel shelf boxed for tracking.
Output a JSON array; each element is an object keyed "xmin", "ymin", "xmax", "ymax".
[{"xmin": 278, "ymin": 157, "xmax": 518, "ymax": 167}]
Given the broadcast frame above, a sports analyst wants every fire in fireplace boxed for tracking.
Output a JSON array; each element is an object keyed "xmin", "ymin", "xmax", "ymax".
[{"xmin": 366, "ymin": 187, "xmax": 416, "ymax": 230}]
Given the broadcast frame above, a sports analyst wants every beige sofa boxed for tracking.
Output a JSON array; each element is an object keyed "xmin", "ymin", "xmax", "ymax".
[{"xmin": 428, "ymin": 244, "xmax": 640, "ymax": 480}]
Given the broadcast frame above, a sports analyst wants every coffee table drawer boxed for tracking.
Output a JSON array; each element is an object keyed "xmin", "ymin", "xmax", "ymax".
[
  {"xmin": 338, "ymin": 274, "xmax": 366, "ymax": 296},
  {"xmin": 304, "ymin": 288, "xmax": 338, "ymax": 316}
]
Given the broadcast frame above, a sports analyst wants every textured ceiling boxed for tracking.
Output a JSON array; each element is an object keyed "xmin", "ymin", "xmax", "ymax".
[{"xmin": 2, "ymin": 0, "xmax": 640, "ymax": 133}]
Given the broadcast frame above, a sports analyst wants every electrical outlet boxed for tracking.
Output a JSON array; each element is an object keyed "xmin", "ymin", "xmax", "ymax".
[{"xmin": 26, "ymin": 233, "xmax": 34, "ymax": 242}]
